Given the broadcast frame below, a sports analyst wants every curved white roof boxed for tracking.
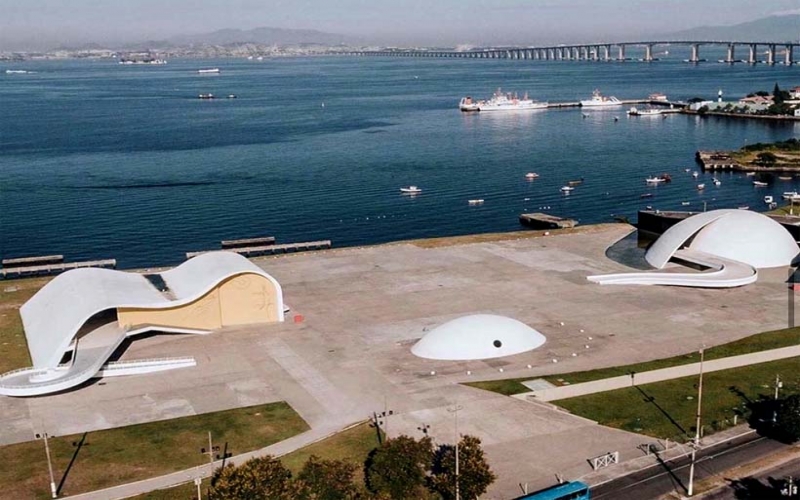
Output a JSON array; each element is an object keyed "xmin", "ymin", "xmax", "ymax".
[
  {"xmin": 646, "ymin": 209, "xmax": 799, "ymax": 269},
  {"xmin": 20, "ymin": 252, "xmax": 284, "ymax": 370},
  {"xmin": 411, "ymin": 314, "xmax": 546, "ymax": 361}
]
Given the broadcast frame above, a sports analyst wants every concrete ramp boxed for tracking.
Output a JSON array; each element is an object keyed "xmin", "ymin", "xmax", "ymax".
[{"xmin": 587, "ymin": 249, "xmax": 757, "ymax": 288}]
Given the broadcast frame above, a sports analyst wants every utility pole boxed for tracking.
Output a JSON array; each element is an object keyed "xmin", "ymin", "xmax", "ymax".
[
  {"xmin": 774, "ymin": 374, "xmax": 783, "ymax": 424},
  {"xmin": 42, "ymin": 430, "xmax": 57, "ymax": 499},
  {"xmin": 208, "ymin": 431, "xmax": 213, "ymax": 464},
  {"xmin": 687, "ymin": 348, "xmax": 704, "ymax": 497},
  {"xmin": 448, "ymin": 404, "xmax": 463, "ymax": 500}
]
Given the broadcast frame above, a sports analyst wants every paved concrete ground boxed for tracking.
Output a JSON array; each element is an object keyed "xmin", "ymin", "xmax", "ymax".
[{"xmin": 1, "ymin": 225, "xmax": 796, "ymax": 499}]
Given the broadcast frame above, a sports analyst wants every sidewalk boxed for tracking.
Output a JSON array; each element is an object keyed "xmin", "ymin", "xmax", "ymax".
[
  {"xmin": 513, "ymin": 345, "xmax": 800, "ymax": 402},
  {"xmin": 65, "ymin": 420, "xmax": 360, "ymax": 500}
]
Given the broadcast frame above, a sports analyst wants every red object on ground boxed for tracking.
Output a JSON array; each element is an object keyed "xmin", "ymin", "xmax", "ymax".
[{"xmin": 293, "ymin": 314, "xmax": 304, "ymax": 323}]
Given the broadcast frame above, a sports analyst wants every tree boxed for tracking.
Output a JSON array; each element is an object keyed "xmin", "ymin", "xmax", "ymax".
[
  {"xmin": 429, "ymin": 435, "xmax": 496, "ymax": 500},
  {"xmin": 209, "ymin": 456, "xmax": 295, "ymax": 500},
  {"xmin": 364, "ymin": 435, "xmax": 434, "ymax": 499},
  {"xmin": 295, "ymin": 455, "xmax": 362, "ymax": 500},
  {"xmin": 775, "ymin": 394, "xmax": 800, "ymax": 443},
  {"xmin": 755, "ymin": 152, "xmax": 777, "ymax": 167}
]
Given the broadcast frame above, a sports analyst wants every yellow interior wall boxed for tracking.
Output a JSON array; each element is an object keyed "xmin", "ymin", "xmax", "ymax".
[{"xmin": 117, "ymin": 273, "xmax": 280, "ymax": 331}]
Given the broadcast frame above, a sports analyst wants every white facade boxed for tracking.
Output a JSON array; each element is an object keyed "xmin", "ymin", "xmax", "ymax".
[{"xmin": 411, "ymin": 314, "xmax": 546, "ymax": 361}]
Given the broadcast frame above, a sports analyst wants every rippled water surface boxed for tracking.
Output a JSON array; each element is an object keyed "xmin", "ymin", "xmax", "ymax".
[{"xmin": 1, "ymin": 56, "xmax": 799, "ymax": 267}]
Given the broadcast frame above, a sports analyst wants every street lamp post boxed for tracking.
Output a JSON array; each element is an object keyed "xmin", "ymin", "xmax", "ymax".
[
  {"xmin": 774, "ymin": 374, "xmax": 783, "ymax": 424},
  {"xmin": 448, "ymin": 404, "xmax": 463, "ymax": 500},
  {"xmin": 42, "ymin": 430, "xmax": 57, "ymax": 499},
  {"xmin": 687, "ymin": 348, "xmax": 705, "ymax": 497}
]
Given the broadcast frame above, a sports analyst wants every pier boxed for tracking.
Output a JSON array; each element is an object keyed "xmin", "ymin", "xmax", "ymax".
[
  {"xmin": 187, "ymin": 240, "xmax": 332, "ymax": 259},
  {"xmin": 0, "ymin": 259, "xmax": 116, "ymax": 280},
  {"xmin": 220, "ymin": 236, "xmax": 276, "ymax": 249},
  {"xmin": 519, "ymin": 213, "xmax": 577, "ymax": 230},
  {"xmin": 2, "ymin": 255, "xmax": 64, "ymax": 268},
  {"xmin": 346, "ymin": 40, "xmax": 800, "ymax": 65}
]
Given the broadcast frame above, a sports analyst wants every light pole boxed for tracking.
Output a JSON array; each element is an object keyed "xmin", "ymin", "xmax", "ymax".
[
  {"xmin": 687, "ymin": 348, "xmax": 704, "ymax": 497},
  {"xmin": 448, "ymin": 404, "xmax": 463, "ymax": 500},
  {"xmin": 40, "ymin": 429, "xmax": 57, "ymax": 499},
  {"xmin": 774, "ymin": 374, "xmax": 783, "ymax": 424}
]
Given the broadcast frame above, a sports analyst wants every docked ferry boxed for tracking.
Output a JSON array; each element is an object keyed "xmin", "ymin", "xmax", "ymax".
[
  {"xmin": 459, "ymin": 89, "xmax": 548, "ymax": 112},
  {"xmin": 580, "ymin": 89, "xmax": 622, "ymax": 107}
]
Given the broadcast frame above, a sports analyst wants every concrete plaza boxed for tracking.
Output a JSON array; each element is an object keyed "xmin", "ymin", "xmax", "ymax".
[{"xmin": 0, "ymin": 224, "xmax": 795, "ymax": 498}]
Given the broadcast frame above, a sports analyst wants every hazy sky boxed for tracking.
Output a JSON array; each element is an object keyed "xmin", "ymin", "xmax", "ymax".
[{"xmin": 2, "ymin": 0, "xmax": 799, "ymax": 50}]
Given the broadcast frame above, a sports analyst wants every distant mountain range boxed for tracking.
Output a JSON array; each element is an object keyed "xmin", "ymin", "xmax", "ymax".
[
  {"xmin": 158, "ymin": 27, "xmax": 360, "ymax": 47},
  {"xmin": 663, "ymin": 15, "xmax": 800, "ymax": 42}
]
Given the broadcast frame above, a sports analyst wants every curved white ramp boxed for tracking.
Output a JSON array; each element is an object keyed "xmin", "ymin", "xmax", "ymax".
[{"xmin": 588, "ymin": 250, "xmax": 757, "ymax": 288}]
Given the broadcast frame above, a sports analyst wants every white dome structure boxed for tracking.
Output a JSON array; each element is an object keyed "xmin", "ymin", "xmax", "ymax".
[
  {"xmin": 646, "ymin": 209, "xmax": 799, "ymax": 269},
  {"xmin": 411, "ymin": 314, "xmax": 546, "ymax": 361}
]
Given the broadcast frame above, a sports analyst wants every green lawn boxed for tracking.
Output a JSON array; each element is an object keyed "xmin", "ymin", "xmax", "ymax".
[
  {"xmin": 556, "ymin": 356, "xmax": 800, "ymax": 442},
  {"xmin": 465, "ymin": 327, "xmax": 800, "ymax": 396},
  {"xmin": 4, "ymin": 402, "xmax": 309, "ymax": 500},
  {"xmin": 130, "ymin": 421, "xmax": 382, "ymax": 499},
  {"xmin": 0, "ymin": 277, "xmax": 49, "ymax": 372}
]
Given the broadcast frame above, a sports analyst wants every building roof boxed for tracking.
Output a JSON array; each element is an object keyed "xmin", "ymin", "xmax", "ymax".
[
  {"xmin": 411, "ymin": 314, "xmax": 546, "ymax": 361},
  {"xmin": 646, "ymin": 209, "xmax": 799, "ymax": 270},
  {"xmin": 20, "ymin": 252, "xmax": 284, "ymax": 370}
]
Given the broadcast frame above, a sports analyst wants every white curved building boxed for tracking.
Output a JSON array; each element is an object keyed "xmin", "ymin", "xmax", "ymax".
[
  {"xmin": 589, "ymin": 209, "xmax": 799, "ymax": 288},
  {"xmin": 0, "ymin": 252, "xmax": 284, "ymax": 397},
  {"xmin": 411, "ymin": 314, "xmax": 546, "ymax": 361}
]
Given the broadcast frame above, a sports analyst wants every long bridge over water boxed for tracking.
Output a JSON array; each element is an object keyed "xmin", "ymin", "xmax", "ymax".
[{"xmin": 347, "ymin": 41, "xmax": 800, "ymax": 65}]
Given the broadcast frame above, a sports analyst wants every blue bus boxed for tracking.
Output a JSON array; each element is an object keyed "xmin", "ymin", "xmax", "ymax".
[{"xmin": 516, "ymin": 481, "xmax": 591, "ymax": 500}]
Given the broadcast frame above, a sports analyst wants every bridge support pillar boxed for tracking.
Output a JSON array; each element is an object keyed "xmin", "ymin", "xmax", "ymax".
[
  {"xmin": 617, "ymin": 44, "xmax": 626, "ymax": 61},
  {"xmin": 572, "ymin": 47, "xmax": 579, "ymax": 60},
  {"xmin": 689, "ymin": 44, "xmax": 699, "ymax": 63},
  {"xmin": 767, "ymin": 44, "xmax": 775, "ymax": 65},
  {"xmin": 602, "ymin": 45, "xmax": 610, "ymax": 61},
  {"xmin": 644, "ymin": 44, "xmax": 653, "ymax": 62},
  {"xmin": 748, "ymin": 44, "xmax": 757, "ymax": 64},
  {"xmin": 581, "ymin": 46, "xmax": 589, "ymax": 60},
  {"xmin": 725, "ymin": 44, "xmax": 735, "ymax": 63},
  {"xmin": 785, "ymin": 45, "xmax": 794, "ymax": 65}
]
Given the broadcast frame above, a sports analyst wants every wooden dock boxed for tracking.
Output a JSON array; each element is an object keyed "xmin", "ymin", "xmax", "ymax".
[
  {"xmin": 0, "ymin": 259, "xmax": 116, "ymax": 280},
  {"xmin": 221, "ymin": 236, "xmax": 276, "ymax": 249},
  {"xmin": 187, "ymin": 240, "xmax": 332, "ymax": 259},
  {"xmin": 519, "ymin": 213, "xmax": 577, "ymax": 230}
]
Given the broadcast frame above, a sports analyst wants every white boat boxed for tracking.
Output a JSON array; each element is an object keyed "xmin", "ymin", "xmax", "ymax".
[
  {"xmin": 753, "ymin": 181, "xmax": 768, "ymax": 187},
  {"xmin": 764, "ymin": 195, "xmax": 774, "ymax": 203},
  {"xmin": 628, "ymin": 106, "xmax": 663, "ymax": 116},
  {"xmin": 580, "ymin": 89, "xmax": 622, "ymax": 107},
  {"xmin": 459, "ymin": 96, "xmax": 480, "ymax": 112},
  {"xmin": 745, "ymin": 172, "xmax": 756, "ymax": 177},
  {"xmin": 692, "ymin": 172, "xmax": 699, "ymax": 179},
  {"xmin": 779, "ymin": 176, "xmax": 793, "ymax": 180},
  {"xmin": 460, "ymin": 88, "xmax": 548, "ymax": 112},
  {"xmin": 400, "ymin": 186, "xmax": 422, "ymax": 194},
  {"xmin": 468, "ymin": 199, "xmax": 485, "ymax": 205},
  {"xmin": 560, "ymin": 186, "xmax": 574, "ymax": 193},
  {"xmin": 525, "ymin": 172, "xmax": 539, "ymax": 179},
  {"xmin": 783, "ymin": 191, "xmax": 799, "ymax": 200},
  {"xmin": 712, "ymin": 179, "xmax": 721, "ymax": 186},
  {"xmin": 5, "ymin": 69, "xmax": 29, "ymax": 74},
  {"xmin": 198, "ymin": 68, "xmax": 220, "ymax": 74},
  {"xmin": 697, "ymin": 184, "xmax": 705, "ymax": 190},
  {"xmin": 645, "ymin": 176, "xmax": 666, "ymax": 183},
  {"xmin": 681, "ymin": 201, "xmax": 691, "ymax": 206}
]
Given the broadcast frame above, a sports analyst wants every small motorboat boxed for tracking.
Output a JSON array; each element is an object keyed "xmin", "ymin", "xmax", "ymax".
[
  {"xmin": 779, "ymin": 176, "xmax": 793, "ymax": 180},
  {"xmin": 783, "ymin": 191, "xmax": 799, "ymax": 199},
  {"xmin": 560, "ymin": 186, "xmax": 574, "ymax": 193},
  {"xmin": 198, "ymin": 68, "xmax": 220, "ymax": 74},
  {"xmin": 684, "ymin": 168, "xmax": 691, "ymax": 173},
  {"xmin": 712, "ymin": 179, "xmax": 721, "ymax": 186},
  {"xmin": 697, "ymin": 184, "xmax": 706, "ymax": 190},
  {"xmin": 764, "ymin": 195, "xmax": 774, "ymax": 204},
  {"xmin": 468, "ymin": 199, "xmax": 485, "ymax": 205},
  {"xmin": 769, "ymin": 202, "xmax": 778, "ymax": 209},
  {"xmin": 681, "ymin": 201, "xmax": 691, "ymax": 206},
  {"xmin": 525, "ymin": 172, "xmax": 540, "ymax": 179},
  {"xmin": 692, "ymin": 172, "xmax": 699, "ymax": 179},
  {"xmin": 645, "ymin": 176, "xmax": 666, "ymax": 184},
  {"xmin": 745, "ymin": 172, "xmax": 756, "ymax": 177},
  {"xmin": 227, "ymin": 94, "xmax": 238, "ymax": 99},
  {"xmin": 568, "ymin": 178, "xmax": 584, "ymax": 186},
  {"xmin": 198, "ymin": 93, "xmax": 215, "ymax": 99},
  {"xmin": 400, "ymin": 186, "xmax": 422, "ymax": 194},
  {"xmin": 753, "ymin": 181, "xmax": 768, "ymax": 187},
  {"xmin": 640, "ymin": 193, "xmax": 654, "ymax": 199}
]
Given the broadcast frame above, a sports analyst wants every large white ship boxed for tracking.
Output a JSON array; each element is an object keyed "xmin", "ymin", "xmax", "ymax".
[
  {"xmin": 580, "ymin": 89, "xmax": 622, "ymax": 107},
  {"xmin": 459, "ymin": 88, "xmax": 548, "ymax": 112}
]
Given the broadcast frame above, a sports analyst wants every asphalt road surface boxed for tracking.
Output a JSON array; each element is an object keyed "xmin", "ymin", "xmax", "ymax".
[
  {"xmin": 702, "ymin": 454, "xmax": 800, "ymax": 499},
  {"xmin": 592, "ymin": 433, "xmax": 790, "ymax": 500}
]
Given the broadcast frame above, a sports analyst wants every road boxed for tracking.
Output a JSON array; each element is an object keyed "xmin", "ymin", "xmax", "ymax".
[
  {"xmin": 592, "ymin": 433, "xmax": 789, "ymax": 499},
  {"xmin": 702, "ymin": 455, "xmax": 800, "ymax": 499}
]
